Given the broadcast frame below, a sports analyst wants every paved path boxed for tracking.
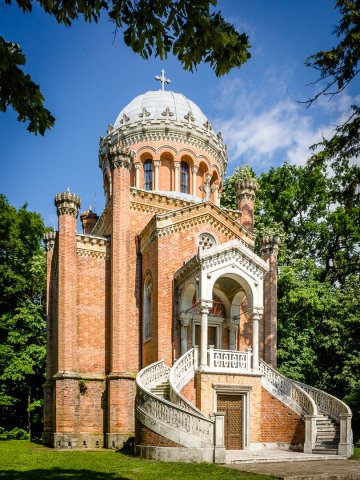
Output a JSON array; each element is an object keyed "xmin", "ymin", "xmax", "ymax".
[{"xmin": 224, "ymin": 459, "xmax": 360, "ymax": 480}]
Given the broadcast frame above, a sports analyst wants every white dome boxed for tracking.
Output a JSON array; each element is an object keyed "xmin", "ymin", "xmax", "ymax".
[{"xmin": 114, "ymin": 90, "xmax": 210, "ymax": 129}]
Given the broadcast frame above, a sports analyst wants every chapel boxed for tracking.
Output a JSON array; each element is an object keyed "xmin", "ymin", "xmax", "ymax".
[{"xmin": 43, "ymin": 71, "xmax": 353, "ymax": 462}]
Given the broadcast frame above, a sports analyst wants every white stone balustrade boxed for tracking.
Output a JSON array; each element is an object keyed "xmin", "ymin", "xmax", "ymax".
[
  {"xmin": 208, "ymin": 347, "xmax": 252, "ymax": 373},
  {"xmin": 136, "ymin": 358, "xmax": 215, "ymax": 448},
  {"xmin": 294, "ymin": 380, "xmax": 353, "ymax": 456}
]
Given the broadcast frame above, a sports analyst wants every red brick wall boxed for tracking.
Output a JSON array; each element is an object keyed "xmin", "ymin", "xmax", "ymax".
[
  {"xmin": 261, "ymin": 388, "xmax": 305, "ymax": 444},
  {"xmin": 76, "ymin": 255, "xmax": 107, "ymax": 373},
  {"xmin": 180, "ymin": 377, "xmax": 197, "ymax": 406},
  {"xmin": 135, "ymin": 419, "xmax": 180, "ymax": 447}
]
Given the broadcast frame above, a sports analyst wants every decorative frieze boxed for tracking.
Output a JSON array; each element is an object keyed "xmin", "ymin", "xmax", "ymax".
[
  {"xmin": 259, "ymin": 234, "xmax": 281, "ymax": 257},
  {"xmin": 44, "ymin": 230, "xmax": 57, "ymax": 251},
  {"xmin": 108, "ymin": 144, "xmax": 134, "ymax": 170},
  {"xmin": 236, "ymin": 178, "xmax": 259, "ymax": 203},
  {"xmin": 76, "ymin": 234, "xmax": 110, "ymax": 260},
  {"xmin": 54, "ymin": 191, "xmax": 81, "ymax": 218},
  {"xmin": 99, "ymin": 123, "xmax": 227, "ymax": 175}
]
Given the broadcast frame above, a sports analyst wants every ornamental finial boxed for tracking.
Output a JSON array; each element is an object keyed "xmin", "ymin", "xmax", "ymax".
[{"xmin": 155, "ymin": 69, "xmax": 171, "ymax": 91}]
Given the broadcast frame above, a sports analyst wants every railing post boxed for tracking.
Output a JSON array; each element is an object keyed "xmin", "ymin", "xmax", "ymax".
[
  {"xmin": 303, "ymin": 415, "xmax": 317, "ymax": 453},
  {"xmin": 209, "ymin": 345, "xmax": 214, "ymax": 368},
  {"xmin": 194, "ymin": 346, "xmax": 199, "ymax": 370},
  {"xmin": 247, "ymin": 347, "xmax": 252, "ymax": 372},
  {"xmin": 200, "ymin": 301, "xmax": 209, "ymax": 368},
  {"xmin": 338, "ymin": 413, "xmax": 353, "ymax": 457},
  {"xmin": 210, "ymin": 413, "xmax": 226, "ymax": 464}
]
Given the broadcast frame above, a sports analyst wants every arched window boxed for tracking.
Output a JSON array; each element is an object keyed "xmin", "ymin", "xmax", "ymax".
[
  {"xmin": 180, "ymin": 161, "xmax": 189, "ymax": 194},
  {"xmin": 143, "ymin": 276, "xmax": 152, "ymax": 341},
  {"xmin": 144, "ymin": 159, "xmax": 153, "ymax": 190}
]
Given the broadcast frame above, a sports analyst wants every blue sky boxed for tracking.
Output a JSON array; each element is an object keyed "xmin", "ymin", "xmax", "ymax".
[{"xmin": 1, "ymin": 1, "xmax": 358, "ymax": 228}]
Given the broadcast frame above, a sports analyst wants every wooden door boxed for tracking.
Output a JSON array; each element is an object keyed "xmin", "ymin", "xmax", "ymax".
[{"xmin": 217, "ymin": 394, "xmax": 243, "ymax": 449}]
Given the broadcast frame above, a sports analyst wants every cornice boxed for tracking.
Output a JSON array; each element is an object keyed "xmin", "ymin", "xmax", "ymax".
[
  {"xmin": 76, "ymin": 234, "xmax": 110, "ymax": 260},
  {"xmin": 130, "ymin": 187, "xmax": 197, "ymax": 214}
]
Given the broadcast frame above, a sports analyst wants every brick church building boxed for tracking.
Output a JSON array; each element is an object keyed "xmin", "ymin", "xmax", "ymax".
[{"xmin": 43, "ymin": 72, "xmax": 352, "ymax": 462}]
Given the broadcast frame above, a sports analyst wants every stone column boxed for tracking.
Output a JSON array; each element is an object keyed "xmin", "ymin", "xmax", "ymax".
[
  {"xmin": 236, "ymin": 178, "xmax": 259, "ymax": 232},
  {"xmin": 134, "ymin": 163, "xmax": 141, "ymax": 188},
  {"xmin": 260, "ymin": 235, "xmax": 280, "ymax": 368},
  {"xmin": 191, "ymin": 165, "xmax": 198, "ymax": 196},
  {"xmin": 212, "ymin": 183, "xmax": 220, "ymax": 206},
  {"xmin": 179, "ymin": 314, "xmax": 190, "ymax": 356},
  {"xmin": 251, "ymin": 308, "xmax": 262, "ymax": 371},
  {"xmin": 200, "ymin": 301, "xmax": 209, "ymax": 368},
  {"xmin": 153, "ymin": 160, "xmax": 160, "ymax": 190},
  {"xmin": 174, "ymin": 161, "xmax": 180, "ymax": 192},
  {"xmin": 228, "ymin": 323, "xmax": 237, "ymax": 351}
]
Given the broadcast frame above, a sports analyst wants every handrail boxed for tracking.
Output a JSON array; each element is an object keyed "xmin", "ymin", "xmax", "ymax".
[
  {"xmin": 169, "ymin": 348, "xmax": 205, "ymax": 416},
  {"xmin": 136, "ymin": 359, "xmax": 214, "ymax": 448},
  {"xmin": 259, "ymin": 359, "xmax": 317, "ymax": 417},
  {"xmin": 294, "ymin": 380, "xmax": 352, "ymax": 420}
]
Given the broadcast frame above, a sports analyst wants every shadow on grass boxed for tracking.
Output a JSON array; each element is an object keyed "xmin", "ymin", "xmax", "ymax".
[{"xmin": 0, "ymin": 470, "xmax": 130, "ymax": 480}]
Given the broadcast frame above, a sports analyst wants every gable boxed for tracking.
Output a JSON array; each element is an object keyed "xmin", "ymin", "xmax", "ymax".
[{"xmin": 139, "ymin": 202, "xmax": 254, "ymax": 253}]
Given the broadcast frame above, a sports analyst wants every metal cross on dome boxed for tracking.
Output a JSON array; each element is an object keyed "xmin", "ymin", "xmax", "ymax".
[{"xmin": 155, "ymin": 69, "xmax": 171, "ymax": 91}]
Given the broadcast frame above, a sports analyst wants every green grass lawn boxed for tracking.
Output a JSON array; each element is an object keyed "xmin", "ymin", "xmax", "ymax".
[
  {"xmin": 0, "ymin": 440, "xmax": 277, "ymax": 480},
  {"xmin": 353, "ymin": 447, "xmax": 360, "ymax": 460}
]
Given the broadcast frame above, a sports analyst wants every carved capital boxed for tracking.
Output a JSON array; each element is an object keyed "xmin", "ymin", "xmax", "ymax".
[
  {"xmin": 179, "ymin": 313, "xmax": 191, "ymax": 327},
  {"xmin": 205, "ymin": 173, "xmax": 212, "ymax": 184},
  {"xmin": 236, "ymin": 178, "xmax": 259, "ymax": 203},
  {"xmin": 225, "ymin": 319, "xmax": 238, "ymax": 331},
  {"xmin": 211, "ymin": 182, "xmax": 220, "ymax": 193},
  {"xmin": 174, "ymin": 161, "xmax": 180, "ymax": 170},
  {"xmin": 191, "ymin": 165, "xmax": 199, "ymax": 174},
  {"xmin": 44, "ymin": 230, "xmax": 57, "ymax": 251},
  {"xmin": 108, "ymin": 145, "xmax": 134, "ymax": 171},
  {"xmin": 54, "ymin": 191, "xmax": 81, "ymax": 218},
  {"xmin": 153, "ymin": 160, "xmax": 160, "ymax": 168},
  {"xmin": 249, "ymin": 306, "xmax": 263, "ymax": 321},
  {"xmin": 200, "ymin": 299, "xmax": 211, "ymax": 314},
  {"xmin": 134, "ymin": 163, "xmax": 141, "ymax": 170},
  {"xmin": 259, "ymin": 235, "xmax": 280, "ymax": 257}
]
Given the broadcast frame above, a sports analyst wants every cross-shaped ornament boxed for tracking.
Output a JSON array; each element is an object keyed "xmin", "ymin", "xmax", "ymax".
[{"xmin": 155, "ymin": 69, "xmax": 171, "ymax": 91}]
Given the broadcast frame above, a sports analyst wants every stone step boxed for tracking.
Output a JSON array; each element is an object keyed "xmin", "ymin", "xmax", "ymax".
[
  {"xmin": 312, "ymin": 448, "xmax": 338, "ymax": 455},
  {"xmin": 226, "ymin": 450, "xmax": 346, "ymax": 464}
]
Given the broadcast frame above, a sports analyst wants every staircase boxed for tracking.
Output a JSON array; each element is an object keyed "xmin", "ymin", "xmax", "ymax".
[
  {"xmin": 151, "ymin": 380, "xmax": 170, "ymax": 399},
  {"xmin": 313, "ymin": 415, "xmax": 340, "ymax": 455},
  {"xmin": 135, "ymin": 352, "xmax": 353, "ymax": 462}
]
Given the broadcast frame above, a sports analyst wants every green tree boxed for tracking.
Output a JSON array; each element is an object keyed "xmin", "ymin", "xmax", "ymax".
[
  {"xmin": 305, "ymin": 0, "xmax": 360, "ymax": 206},
  {"xmin": 1, "ymin": 0, "xmax": 250, "ymax": 135},
  {"xmin": 0, "ymin": 195, "xmax": 46, "ymax": 439},
  {"xmin": 221, "ymin": 161, "xmax": 360, "ymax": 440}
]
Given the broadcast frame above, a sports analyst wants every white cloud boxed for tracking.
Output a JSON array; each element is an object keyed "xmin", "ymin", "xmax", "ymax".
[{"xmin": 211, "ymin": 74, "xmax": 358, "ymax": 172}]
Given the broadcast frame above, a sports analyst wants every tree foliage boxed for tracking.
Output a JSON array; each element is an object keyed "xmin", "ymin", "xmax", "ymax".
[
  {"xmin": 1, "ymin": 0, "xmax": 250, "ymax": 134},
  {"xmin": 305, "ymin": 0, "xmax": 360, "ymax": 176},
  {"xmin": 0, "ymin": 195, "xmax": 46, "ymax": 439},
  {"xmin": 221, "ymin": 159, "xmax": 360, "ymax": 439}
]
